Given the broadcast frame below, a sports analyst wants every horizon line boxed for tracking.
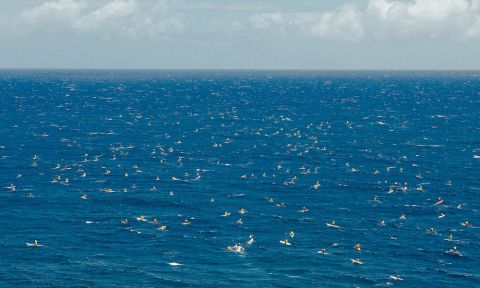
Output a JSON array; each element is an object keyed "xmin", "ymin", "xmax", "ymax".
[{"xmin": 1, "ymin": 68, "xmax": 480, "ymax": 72}]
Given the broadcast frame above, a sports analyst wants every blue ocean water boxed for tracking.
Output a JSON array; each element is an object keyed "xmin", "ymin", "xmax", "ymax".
[{"xmin": 0, "ymin": 70, "xmax": 479, "ymax": 287}]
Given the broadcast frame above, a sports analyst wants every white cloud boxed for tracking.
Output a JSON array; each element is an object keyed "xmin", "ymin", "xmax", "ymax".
[
  {"xmin": 7, "ymin": 0, "xmax": 480, "ymax": 42},
  {"xmin": 16, "ymin": 0, "xmax": 182, "ymax": 39},
  {"xmin": 249, "ymin": 8, "xmax": 364, "ymax": 41},
  {"xmin": 249, "ymin": 0, "xmax": 480, "ymax": 41},
  {"xmin": 20, "ymin": 0, "xmax": 85, "ymax": 23},
  {"xmin": 249, "ymin": 13, "xmax": 285, "ymax": 29},
  {"xmin": 75, "ymin": 0, "xmax": 137, "ymax": 31},
  {"xmin": 310, "ymin": 6, "xmax": 364, "ymax": 41},
  {"xmin": 182, "ymin": 2, "xmax": 271, "ymax": 12},
  {"xmin": 366, "ymin": 0, "xmax": 480, "ymax": 40},
  {"xmin": 466, "ymin": 16, "xmax": 480, "ymax": 36}
]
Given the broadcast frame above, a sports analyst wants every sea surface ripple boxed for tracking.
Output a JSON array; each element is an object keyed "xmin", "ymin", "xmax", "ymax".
[{"xmin": 0, "ymin": 70, "xmax": 479, "ymax": 287}]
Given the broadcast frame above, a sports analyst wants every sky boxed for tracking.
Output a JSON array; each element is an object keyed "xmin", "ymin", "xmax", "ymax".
[{"xmin": 1, "ymin": 0, "xmax": 480, "ymax": 70}]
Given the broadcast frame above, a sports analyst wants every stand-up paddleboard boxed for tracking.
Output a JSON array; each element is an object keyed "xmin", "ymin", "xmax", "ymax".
[
  {"xmin": 318, "ymin": 249, "xmax": 328, "ymax": 255},
  {"xmin": 446, "ymin": 249, "xmax": 462, "ymax": 256},
  {"xmin": 227, "ymin": 244, "xmax": 245, "ymax": 253},
  {"xmin": 280, "ymin": 239, "xmax": 292, "ymax": 246},
  {"xmin": 351, "ymin": 258, "xmax": 363, "ymax": 265},
  {"xmin": 326, "ymin": 222, "xmax": 340, "ymax": 228},
  {"xmin": 26, "ymin": 241, "xmax": 42, "ymax": 248}
]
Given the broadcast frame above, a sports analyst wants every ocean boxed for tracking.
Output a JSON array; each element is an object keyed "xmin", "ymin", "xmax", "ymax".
[{"xmin": 0, "ymin": 70, "xmax": 479, "ymax": 287}]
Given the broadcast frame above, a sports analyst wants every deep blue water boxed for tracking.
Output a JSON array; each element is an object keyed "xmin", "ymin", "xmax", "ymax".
[{"xmin": 0, "ymin": 70, "xmax": 479, "ymax": 287}]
